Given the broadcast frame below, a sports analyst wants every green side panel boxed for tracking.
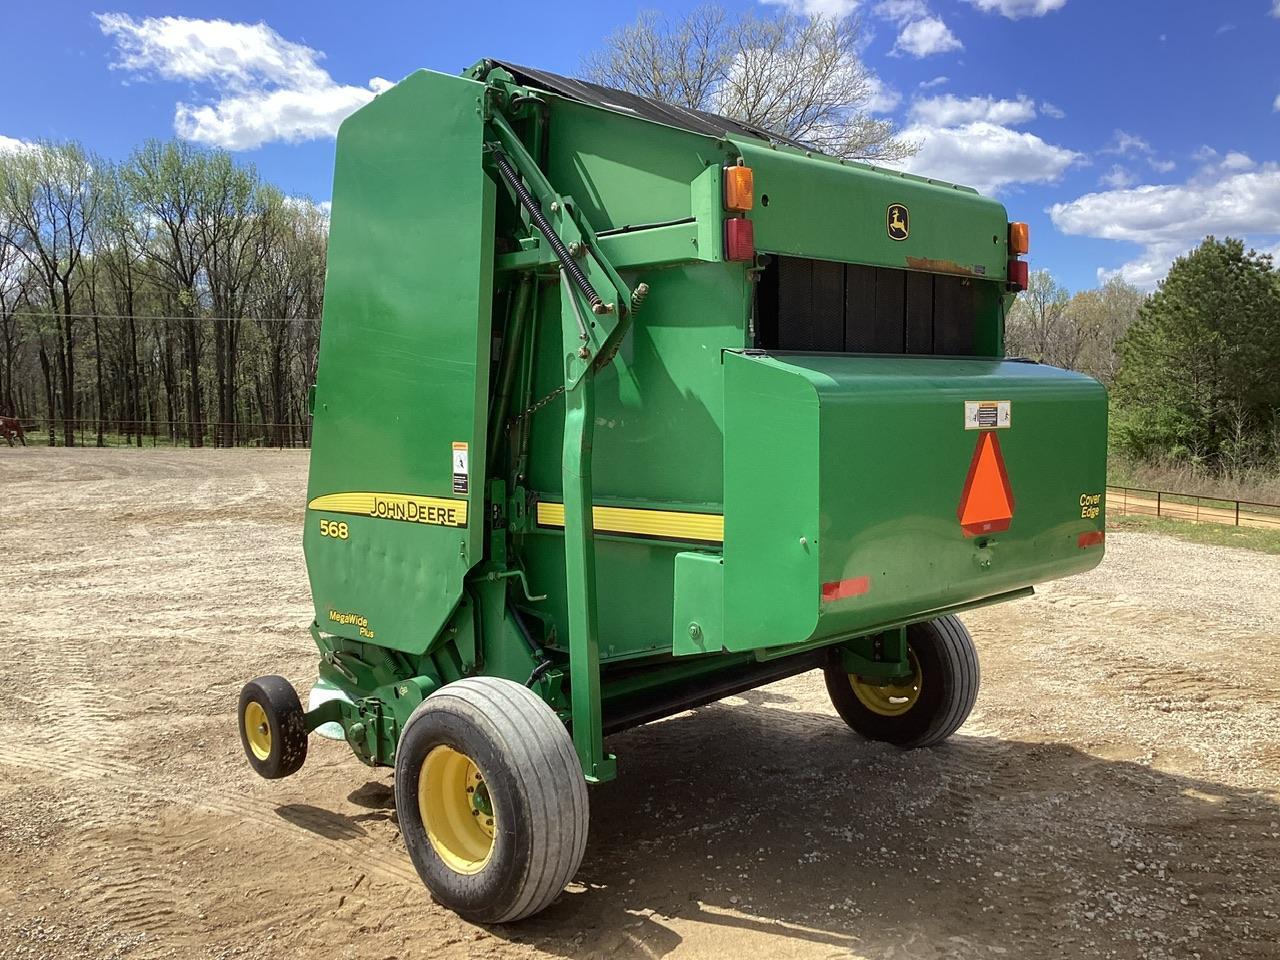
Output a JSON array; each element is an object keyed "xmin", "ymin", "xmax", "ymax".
[
  {"xmin": 672, "ymin": 551, "xmax": 725, "ymax": 656},
  {"xmin": 539, "ymin": 97, "xmax": 730, "ymax": 231},
  {"xmin": 518, "ymin": 261, "xmax": 749, "ymax": 662},
  {"xmin": 526, "ymin": 260, "xmax": 749, "ymax": 504},
  {"xmin": 722, "ymin": 352, "xmax": 1108, "ymax": 652},
  {"xmin": 722, "ymin": 355, "xmax": 821, "ymax": 648},
  {"xmin": 733, "ymin": 140, "xmax": 1010, "ymax": 281},
  {"xmin": 304, "ymin": 69, "xmax": 495, "ymax": 655}
]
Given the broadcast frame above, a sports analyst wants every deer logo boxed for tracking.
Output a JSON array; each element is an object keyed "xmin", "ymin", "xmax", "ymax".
[{"xmin": 887, "ymin": 203, "xmax": 909, "ymax": 240}]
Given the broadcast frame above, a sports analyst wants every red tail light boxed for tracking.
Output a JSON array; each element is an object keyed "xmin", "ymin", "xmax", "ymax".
[
  {"xmin": 724, "ymin": 218, "xmax": 754, "ymax": 262},
  {"xmin": 1008, "ymin": 258, "xmax": 1029, "ymax": 291}
]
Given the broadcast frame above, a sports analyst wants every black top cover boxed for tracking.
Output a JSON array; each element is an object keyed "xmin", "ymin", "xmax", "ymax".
[{"xmin": 489, "ymin": 60, "xmax": 810, "ymax": 151}]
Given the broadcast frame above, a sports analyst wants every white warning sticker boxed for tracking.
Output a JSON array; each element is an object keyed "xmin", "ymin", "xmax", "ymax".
[
  {"xmin": 964, "ymin": 400, "xmax": 1011, "ymax": 430},
  {"xmin": 451, "ymin": 441, "xmax": 469, "ymax": 494}
]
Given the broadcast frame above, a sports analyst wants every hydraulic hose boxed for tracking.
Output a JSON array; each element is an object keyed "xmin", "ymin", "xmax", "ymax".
[{"xmin": 510, "ymin": 604, "xmax": 555, "ymax": 687}]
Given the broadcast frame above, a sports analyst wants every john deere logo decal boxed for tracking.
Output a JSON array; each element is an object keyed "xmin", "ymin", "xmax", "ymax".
[{"xmin": 887, "ymin": 203, "xmax": 909, "ymax": 241}]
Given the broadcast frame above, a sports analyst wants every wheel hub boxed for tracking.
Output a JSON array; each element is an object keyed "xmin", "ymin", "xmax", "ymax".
[
  {"xmin": 243, "ymin": 701, "xmax": 272, "ymax": 760},
  {"xmin": 420, "ymin": 745, "xmax": 497, "ymax": 874},
  {"xmin": 850, "ymin": 648, "xmax": 923, "ymax": 717}
]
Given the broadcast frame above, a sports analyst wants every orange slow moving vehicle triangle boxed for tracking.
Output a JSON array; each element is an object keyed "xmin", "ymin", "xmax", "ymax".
[{"xmin": 957, "ymin": 431, "xmax": 1015, "ymax": 536}]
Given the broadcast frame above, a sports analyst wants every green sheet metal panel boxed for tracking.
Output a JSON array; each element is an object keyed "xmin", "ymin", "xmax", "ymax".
[
  {"xmin": 519, "ymin": 262, "xmax": 749, "ymax": 663},
  {"xmin": 539, "ymin": 96, "xmax": 734, "ymax": 233},
  {"xmin": 734, "ymin": 140, "xmax": 1010, "ymax": 283},
  {"xmin": 722, "ymin": 352, "xmax": 1107, "ymax": 652},
  {"xmin": 304, "ymin": 69, "xmax": 495, "ymax": 655},
  {"xmin": 722, "ymin": 354, "xmax": 822, "ymax": 647}
]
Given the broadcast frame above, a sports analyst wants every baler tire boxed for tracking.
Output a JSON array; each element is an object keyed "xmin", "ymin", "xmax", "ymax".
[
  {"xmin": 394, "ymin": 677, "xmax": 589, "ymax": 924},
  {"xmin": 824, "ymin": 615, "xmax": 980, "ymax": 749},
  {"xmin": 238, "ymin": 675, "xmax": 308, "ymax": 779}
]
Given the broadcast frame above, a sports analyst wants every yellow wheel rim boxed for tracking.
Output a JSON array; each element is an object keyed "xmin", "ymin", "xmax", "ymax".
[
  {"xmin": 244, "ymin": 701, "xmax": 272, "ymax": 761},
  {"xmin": 850, "ymin": 648, "xmax": 923, "ymax": 717},
  {"xmin": 419, "ymin": 745, "xmax": 497, "ymax": 875}
]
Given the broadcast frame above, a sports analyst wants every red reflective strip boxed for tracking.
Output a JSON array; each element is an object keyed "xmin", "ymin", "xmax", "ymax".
[
  {"xmin": 821, "ymin": 575, "xmax": 870, "ymax": 602},
  {"xmin": 1078, "ymin": 530, "xmax": 1105, "ymax": 548}
]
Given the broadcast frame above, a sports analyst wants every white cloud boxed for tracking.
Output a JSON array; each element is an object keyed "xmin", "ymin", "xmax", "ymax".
[
  {"xmin": 893, "ymin": 16, "xmax": 963, "ymax": 57},
  {"xmin": 964, "ymin": 0, "xmax": 1066, "ymax": 18},
  {"xmin": 1049, "ymin": 159, "xmax": 1280, "ymax": 289},
  {"xmin": 1100, "ymin": 130, "xmax": 1177, "ymax": 175},
  {"xmin": 874, "ymin": 0, "xmax": 928, "ymax": 18},
  {"xmin": 1103, "ymin": 130, "xmax": 1152, "ymax": 156},
  {"xmin": 0, "ymin": 135, "xmax": 35, "ymax": 154},
  {"xmin": 873, "ymin": 2, "xmax": 962, "ymax": 59},
  {"xmin": 1040, "ymin": 100, "xmax": 1065, "ymax": 119},
  {"xmin": 1274, "ymin": 92, "xmax": 1280, "ymax": 112},
  {"xmin": 1099, "ymin": 165, "xmax": 1135, "ymax": 189},
  {"xmin": 918, "ymin": 75, "xmax": 949, "ymax": 89},
  {"xmin": 864, "ymin": 74, "xmax": 902, "ymax": 114},
  {"xmin": 1220, "ymin": 151, "xmax": 1255, "ymax": 172},
  {"xmin": 909, "ymin": 93, "xmax": 1036, "ymax": 126},
  {"xmin": 896, "ymin": 119, "xmax": 1082, "ymax": 193},
  {"xmin": 96, "ymin": 13, "xmax": 387, "ymax": 150},
  {"xmin": 760, "ymin": 0, "xmax": 862, "ymax": 15},
  {"xmin": 1272, "ymin": 0, "xmax": 1280, "ymax": 16}
]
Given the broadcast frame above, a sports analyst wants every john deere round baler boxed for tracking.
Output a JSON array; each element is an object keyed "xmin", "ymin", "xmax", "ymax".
[{"xmin": 237, "ymin": 60, "xmax": 1107, "ymax": 922}]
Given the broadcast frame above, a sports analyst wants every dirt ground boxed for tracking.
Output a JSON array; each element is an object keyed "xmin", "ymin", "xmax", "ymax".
[{"xmin": 1, "ymin": 447, "xmax": 1278, "ymax": 960}]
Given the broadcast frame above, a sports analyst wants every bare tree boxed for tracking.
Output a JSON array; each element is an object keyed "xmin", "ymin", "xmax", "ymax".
[
  {"xmin": 0, "ymin": 142, "xmax": 100, "ymax": 445},
  {"xmin": 584, "ymin": 5, "xmax": 915, "ymax": 163},
  {"xmin": 252, "ymin": 198, "xmax": 327, "ymax": 447},
  {"xmin": 201, "ymin": 155, "xmax": 273, "ymax": 447},
  {"xmin": 0, "ymin": 232, "xmax": 33, "ymax": 416},
  {"xmin": 122, "ymin": 140, "xmax": 210, "ymax": 446},
  {"xmin": 93, "ymin": 164, "xmax": 148, "ymax": 445},
  {"xmin": 1005, "ymin": 269, "xmax": 1080, "ymax": 368},
  {"xmin": 1069, "ymin": 277, "xmax": 1144, "ymax": 387}
]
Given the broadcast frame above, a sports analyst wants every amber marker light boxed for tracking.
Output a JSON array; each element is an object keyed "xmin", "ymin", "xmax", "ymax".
[
  {"xmin": 1009, "ymin": 221, "xmax": 1030, "ymax": 256},
  {"xmin": 724, "ymin": 164, "xmax": 754, "ymax": 212}
]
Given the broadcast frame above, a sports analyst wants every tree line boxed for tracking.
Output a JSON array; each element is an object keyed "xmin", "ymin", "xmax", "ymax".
[
  {"xmin": 1007, "ymin": 238, "xmax": 1280, "ymax": 478},
  {"xmin": 0, "ymin": 139, "xmax": 326, "ymax": 447}
]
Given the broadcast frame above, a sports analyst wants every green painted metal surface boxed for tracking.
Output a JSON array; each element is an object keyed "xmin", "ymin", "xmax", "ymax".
[
  {"xmin": 294, "ymin": 60, "xmax": 1108, "ymax": 779},
  {"xmin": 722, "ymin": 352, "xmax": 1107, "ymax": 652},
  {"xmin": 734, "ymin": 139, "xmax": 1011, "ymax": 282},
  {"xmin": 305, "ymin": 69, "xmax": 495, "ymax": 656}
]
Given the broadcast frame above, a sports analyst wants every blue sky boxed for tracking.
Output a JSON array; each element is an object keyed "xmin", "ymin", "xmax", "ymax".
[{"xmin": 3, "ymin": 0, "xmax": 1278, "ymax": 292}]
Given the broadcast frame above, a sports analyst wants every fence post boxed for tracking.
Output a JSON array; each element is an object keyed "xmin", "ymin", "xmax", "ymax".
[
  {"xmin": 1236, "ymin": 501, "xmax": 1240, "ymax": 526},
  {"xmin": 1157, "ymin": 491, "xmax": 1162, "ymax": 518}
]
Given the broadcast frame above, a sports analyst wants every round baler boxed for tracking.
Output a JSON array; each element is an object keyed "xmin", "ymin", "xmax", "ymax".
[{"xmin": 238, "ymin": 59, "xmax": 1107, "ymax": 922}]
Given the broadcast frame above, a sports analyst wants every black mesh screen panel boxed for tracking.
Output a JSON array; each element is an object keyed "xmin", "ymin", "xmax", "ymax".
[{"xmin": 758, "ymin": 256, "xmax": 980, "ymax": 356}]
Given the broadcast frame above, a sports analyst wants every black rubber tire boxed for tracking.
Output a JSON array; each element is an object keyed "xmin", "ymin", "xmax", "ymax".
[
  {"xmin": 824, "ymin": 615, "xmax": 980, "ymax": 748},
  {"xmin": 238, "ymin": 675, "xmax": 308, "ymax": 779},
  {"xmin": 394, "ymin": 677, "xmax": 589, "ymax": 924}
]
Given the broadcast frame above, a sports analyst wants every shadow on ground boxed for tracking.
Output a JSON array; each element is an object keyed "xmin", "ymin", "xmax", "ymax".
[{"xmin": 491, "ymin": 703, "xmax": 1280, "ymax": 959}]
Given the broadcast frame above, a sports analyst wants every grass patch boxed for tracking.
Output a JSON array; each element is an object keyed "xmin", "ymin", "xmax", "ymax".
[
  {"xmin": 1109, "ymin": 514, "xmax": 1280, "ymax": 555},
  {"xmin": 1108, "ymin": 457, "xmax": 1280, "ymax": 506}
]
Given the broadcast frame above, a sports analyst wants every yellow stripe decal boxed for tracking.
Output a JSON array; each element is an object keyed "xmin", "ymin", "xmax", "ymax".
[
  {"xmin": 536, "ymin": 502, "xmax": 723, "ymax": 543},
  {"xmin": 308, "ymin": 492, "xmax": 468, "ymax": 527}
]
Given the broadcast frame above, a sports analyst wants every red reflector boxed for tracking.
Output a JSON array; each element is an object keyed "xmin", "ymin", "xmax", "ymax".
[
  {"xmin": 821, "ymin": 575, "xmax": 870, "ymax": 603},
  {"xmin": 724, "ymin": 217, "xmax": 754, "ymax": 262},
  {"xmin": 1078, "ymin": 530, "xmax": 1105, "ymax": 549},
  {"xmin": 1008, "ymin": 259, "xmax": 1029, "ymax": 291}
]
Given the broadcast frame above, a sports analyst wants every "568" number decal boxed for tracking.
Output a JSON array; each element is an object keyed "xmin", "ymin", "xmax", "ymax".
[{"xmin": 319, "ymin": 519, "xmax": 349, "ymax": 540}]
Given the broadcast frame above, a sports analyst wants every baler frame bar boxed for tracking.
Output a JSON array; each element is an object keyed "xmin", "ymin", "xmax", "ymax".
[{"xmin": 485, "ymin": 105, "xmax": 642, "ymax": 782}]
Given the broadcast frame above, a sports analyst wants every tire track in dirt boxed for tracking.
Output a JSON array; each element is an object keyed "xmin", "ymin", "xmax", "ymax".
[{"xmin": 0, "ymin": 743, "xmax": 422, "ymax": 889}]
